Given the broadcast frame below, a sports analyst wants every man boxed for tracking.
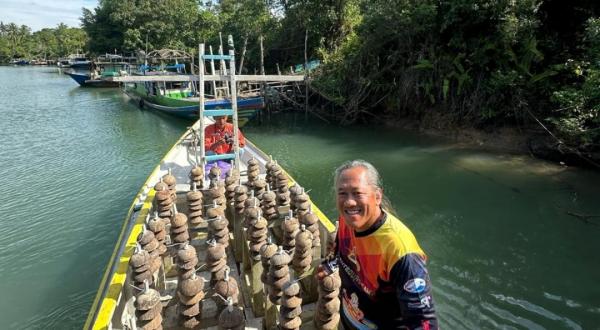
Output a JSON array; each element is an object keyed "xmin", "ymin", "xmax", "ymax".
[
  {"xmin": 204, "ymin": 115, "xmax": 245, "ymax": 155},
  {"xmin": 322, "ymin": 160, "xmax": 438, "ymax": 329},
  {"xmin": 204, "ymin": 115, "xmax": 245, "ymax": 178}
]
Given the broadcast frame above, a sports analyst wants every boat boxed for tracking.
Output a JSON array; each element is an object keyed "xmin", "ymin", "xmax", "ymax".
[
  {"xmin": 67, "ymin": 53, "xmax": 91, "ymax": 69},
  {"xmin": 123, "ymin": 79, "xmax": 264, "ymax": 125},
  {"xmin": 84, "ymin": 119, "xmax": 337, "ymax": 329},
  {"xmin": 65, "ymin": 60, "xmax": 131, "ymax": 87}
]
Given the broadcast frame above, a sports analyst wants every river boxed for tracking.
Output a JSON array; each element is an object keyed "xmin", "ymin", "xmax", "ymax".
[{"xmin": 0, "ymin": 66, "xmax": 598, "ymax": 329}]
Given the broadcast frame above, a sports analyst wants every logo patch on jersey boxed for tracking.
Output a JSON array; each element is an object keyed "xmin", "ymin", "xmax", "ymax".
[{"xmin": 403, "ymin": 278, "xmax": 427, "ymax": 294}]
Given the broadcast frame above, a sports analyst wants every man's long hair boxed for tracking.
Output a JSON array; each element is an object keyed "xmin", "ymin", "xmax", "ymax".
[{"xmin": 333, "ymin": 159, "xmax": 397, "ymax": 217}]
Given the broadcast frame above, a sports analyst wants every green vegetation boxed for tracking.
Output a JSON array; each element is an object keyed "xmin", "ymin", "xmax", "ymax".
[
  {"xmin": 2, "ymin": 0, "xmax": 599, "ymax": 157},
  {"xmin": 0, "ymin": 23, "xmax": 86, "ymax": 61}
]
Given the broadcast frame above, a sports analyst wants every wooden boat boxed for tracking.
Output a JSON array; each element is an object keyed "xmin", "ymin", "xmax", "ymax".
[
  {"xmin": 65, "ymin": 61, "xmax": 131, "ymax": 87},
  {"xmin": 123, "ymin": 80, "xmax": 264, "ymax": 125},
  {"xmin": 84, "ymin": 120, "xmax": 336, "ymax": 329}
]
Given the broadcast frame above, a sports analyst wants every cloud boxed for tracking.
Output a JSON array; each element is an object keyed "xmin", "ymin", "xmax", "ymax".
[{"xmin": 0, "ymin": 0, "xmax": 98, "ymax": 31}]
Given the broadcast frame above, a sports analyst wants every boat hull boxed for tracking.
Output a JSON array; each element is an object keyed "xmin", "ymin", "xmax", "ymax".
[
  {"xmin": 125, "ymin": 84, "xmax": 263, "ymax": 124},
  {"xmin": 65, "ymin": 72, "xmax": 120, "ymax": 87}
]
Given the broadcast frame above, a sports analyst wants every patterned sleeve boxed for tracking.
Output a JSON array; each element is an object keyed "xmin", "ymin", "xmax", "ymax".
[{"xmin": 390, "ymin": 253, "xmax": 438, "ymax": 329}]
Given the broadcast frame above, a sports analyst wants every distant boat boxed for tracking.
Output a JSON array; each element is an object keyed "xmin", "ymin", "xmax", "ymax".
[
  {"xmin": 65, "ymin": 61, "xmax": 130, "ymax": 87},
  {"xmin": 12, "ymin": 59, "xmax": 29, "ymax": 65}
]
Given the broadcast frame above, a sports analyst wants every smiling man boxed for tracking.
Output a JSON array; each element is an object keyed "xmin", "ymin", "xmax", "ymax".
[{"xmin": 332, "ymin": 160, "xmax": 438, "ymax": 329}]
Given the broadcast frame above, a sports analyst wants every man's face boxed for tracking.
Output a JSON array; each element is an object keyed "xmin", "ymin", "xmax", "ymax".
[
  {"xmin": 336, "ymin": 166, "xmax": 382, "ymax": 232},
  {"xmin": 215, "ymin": 116, "xmax": 227, "ymax": 128}
]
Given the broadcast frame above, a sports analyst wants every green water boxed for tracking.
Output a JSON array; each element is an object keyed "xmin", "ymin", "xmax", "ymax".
[{"xmin": 1, "ymin": 67, "xmax": 599, "ymax": 329}]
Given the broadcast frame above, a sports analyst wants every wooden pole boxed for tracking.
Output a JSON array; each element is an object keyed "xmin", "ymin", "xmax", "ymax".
[
  {"xmin": 304, "ymin": 29, "xmax": 309, "ymax": 119},
  {"xmin": 199, "ymin": 44, "xmax": 206, "ymax": 163},
  {"xmin": 238, "ymin": 35, "xmax": 248, "ymax": 75}
]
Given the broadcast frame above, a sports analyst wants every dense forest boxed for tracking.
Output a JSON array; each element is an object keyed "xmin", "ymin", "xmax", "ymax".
[
  {"xmin": 2, "ymin": 0, "xmax": 599, "ymax": 164},
  {"xmin": 0, "ymin": 23, "xmax": 87, "ymax": 61}
]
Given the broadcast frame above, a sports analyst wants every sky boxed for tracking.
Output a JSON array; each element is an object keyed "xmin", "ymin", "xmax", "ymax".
[{"xmin": 0, "ymin": 0, "xmax": 98, "ymax": 31}]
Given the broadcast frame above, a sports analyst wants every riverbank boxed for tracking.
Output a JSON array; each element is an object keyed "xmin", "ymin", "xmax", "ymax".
[{"xmin": 382, "ymin": 112, "xmax": 600, "ymax": 170}]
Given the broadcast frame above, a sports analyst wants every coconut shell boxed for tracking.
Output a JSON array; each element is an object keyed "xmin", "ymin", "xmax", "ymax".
[
  {"xmin": 135, "ymin": 303, "xmax": 162, "ymax": 321},
  {"xmin": 186, "ymin": 190, "xmax": 202, "ymax": 200},
  {"xmin": 177, "ymin": 245, "xmax": 197, "ymax": 262},
  {"xmin": 148, "ymin": 218, "xmax": 165, "ymax": 232},
  {"xmin": 158, "ymin": 211, "xmax": 171, "ymax": 218},
  {"xmin": 138, "ymin": 230, "xmax": 155, "ymax": 245},
  {"xmin": 155, "ymin": 231, "xmax": 167, "ymax": 242},
  {"xmin": 137, "ymin": 314, "xmax": 163, "ymax": 330},
  {"xmin": 272, "ymin": 274, "xmax": 292, "ymax": 289},
  {"xmin": 172, "ymin": 231, "xmax": 190, "ymax": 243},
  {"xmin": 218, "ymin": 306, "xmax": 245, "ymax": 328},
  {"xmin": 133, "ymin": 269, "xmax": 153, "ymax": 283},
  {"xmin": 280, "ymin": 315, "xmax": 301, "ymax": 329},
  {"xmin": 250, "ymin": 227, "xmax": 268, "ymax": 238},
  {"xmin": 188, "ymin": 207, "xmax": 203, "ymax": 216},
  {"xmin": 131, "ymin": 250, "xmax": 150, "ymax": 268},
  {"xmin": 319, "ymin": 288, "xmax": 340, "ymax": 299},
  {"xmin": 177, "ymin": 290, "xmax": 205, "ymax": 305},
  {"xmin": 252, "ymin": 217, "xmax": 268, "ymax": 230},
  {"xmin": 132, "ymin": 263, "xmax": 150, "ymax": 273},
  {"xmin": 282, "ymin": 295, "xmax": 302, "ymax": 309},
  {"xmin": 269, "ymin": 265, "xmax": 290, "ymax": 278},
  {"xmin": 135, "ymin": 289, "xmax": 161, "ymax": 310},
  {"xmin": 179, "ymin": 302, "xmax": 200, "ymax": 317},
  {"xmin": 271, "ymin": 251, "xmax": 292, "ymax": 266},
  {"xmin": 172, "ymin": 213, "xmax": 188, "ymax": 227},
  {"xmin": 191, "ymin": 166, "xmax": 203, "ymax": 176},
  {"xmin": 318, "ymin": 311, "xmax": 340, "ymax": 330},
  {"xmin": 214, "ymin": 277, "xmax": 239, "ymax": 298},
  {"xmin": 319, "ymin": 297, "xmax": 341, "ymax": 313},
  {"xmin": 206, "ymin": 244, "xmax": 226, "ymax": 260},
  {"xmin": 162, "ymin": 173, "xmax": 176, "ymax": 186},
  {"xmin": 209, "ymin": 258, "xmax": 227, "ymax": 272},
  {"xmin": 259, "ymin": 243, "xmax": 277, "ymax": 258},
  {"xmin": 209, "ymin": 217, "xmax": 228, "ymax": 230},
  {"xmin": 142, "ymin": 239, "xmax": 160, "ymax": 253},
  {"xmin": 321, "ymin": 274, "xmax": 342, "ymax": 291},
  {"xmin": 205, "ymin": 207, "xmax": 223, "ymax": 219},
  {"xmin": 302, "ymin": 212, "xmax": 319, "ymax": 224},
  {"xmin": 249, "ymin": 241, "xmax": 267, "ymax": 254},
  {"xmin": 280, "ymin": 306, "xmax": 302, "ymax": 319},
  {"xmin": 179, "ymin": 276, "xmax": 203, "ymax": 297},
  {"xmin": 283, "ymin": 282, "xmax": 301, "ymax": 296},
  {"xmin": 155, "ymin": 189, "xmax": 171, "ymax": 201},
  {"xmin": 180, "ymin": 315, "xmax": 200, "ymax": 328},
  {"xmin": 171, "ymin": 224, "xmax": 188, "ymax": 234}
]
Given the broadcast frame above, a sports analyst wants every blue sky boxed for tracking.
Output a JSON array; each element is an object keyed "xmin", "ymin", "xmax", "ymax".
[{"xmin": 0, "ymin": 0, "xmax": 98, "ymax": 31}]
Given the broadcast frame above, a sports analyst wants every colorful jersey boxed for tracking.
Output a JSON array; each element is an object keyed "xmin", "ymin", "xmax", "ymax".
[
  {"xmin": 204, "ymin": 123, "xmax": 245, "ymax": 154},
  {"xmin": 336, "ymin": 211, "xmax": 438, "ymax": 329}
]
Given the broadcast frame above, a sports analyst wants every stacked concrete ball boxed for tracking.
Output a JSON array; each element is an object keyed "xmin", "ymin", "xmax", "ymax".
[
  {"xmin": 154, "ymin": 184, "xmax": 173, "ymax": 218},
  {"xmin": 300, "ymin": 210, "xmax": 321, "ymax": 249},
  {"xmin": 189, "ymin": 166, "xmax": 204, "ymax": 190},
  {"xmin": 267, "ymin": 247, "xmax": 291, "ymax": 304},
  {"xmin": 186, "ymin": 183, "xmax": 204, "ymax": 229},
  {"xmin": 176, "ymin": 243, "xmax": 198, "ymax": 280},
  {"xmin": 281, "ymin": 212, "xmax": 299, "ymax": 253},
  {"xmin": 212, "ymin": 268, "xmax": 240, "ymax": 308},
  {"xmin": 177, "ymin": 273, "xmax": 205, "ymax": 328},
  {"xmin": 138, "ymin": 228, "xmax": 162, "ymax": 276},
  {"xmin": 292, "ymin": 225, "xmax": 313, "ymax": 275},
  {"xmin": 315, "ymin": 269, "xmax": 342, "ymax": 330},
  {"xmin": 147, "ymin": 214, "xmax": 168, "ymax": 256},
  {"xmin": 130, "ymin": 245, "xmax": 153, "ymax": 288},
  {"xmin": 134, "ymin": 283, "xmax": 163, "ymax": 330},
  {"xmin": 162, "ymin": 170, "xmax": 177, "ymax": 203},
  {"xmin": 206, "ymin": 239, "xmax": 228, "ymax": 283},
  {"xmin": 208, "ymin": 215, "xmax": 230, "ymax": 248},
  {"xmin": 279, "ymin": 281, "xmax": 303, "ymax": 330},
  {"xmin": 170, "ymin": 209, "xmax": 190, "ymax": 245},
  {"xmin": 248, "ymin": 212, "xmax": 268, "ymax": 260},
  {"xmin": 261, "ymin": 188, "xmax": 278, "ymax": 223},
  {"xmin": 218, "ymin": 297, "xmax": 245, "ymax": 330}
]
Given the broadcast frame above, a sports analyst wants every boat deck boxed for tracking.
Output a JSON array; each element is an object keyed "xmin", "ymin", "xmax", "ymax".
[{"xmin": 87, "ymin": 123, "xmax": 336, "ymax": 329}]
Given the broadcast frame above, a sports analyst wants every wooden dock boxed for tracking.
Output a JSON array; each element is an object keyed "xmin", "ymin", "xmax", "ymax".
[{"xmin": 110, "ymin": 74, "xmax": 305, "ymax": 83}]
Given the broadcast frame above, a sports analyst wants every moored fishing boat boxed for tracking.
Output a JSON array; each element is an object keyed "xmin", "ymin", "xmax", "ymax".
[
  {"xmin": 65, "ymin": 60, "xmax": 131, "ymax": 87},
  {"xmin": 84, "ymin": 119, "xmax": 337, "ymax": 329},
  {"xmin": 123, "ymin": 80, "xmax": 263, "ymax": 125}
]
